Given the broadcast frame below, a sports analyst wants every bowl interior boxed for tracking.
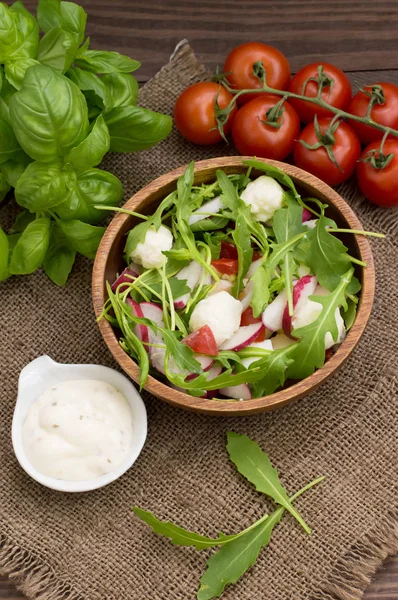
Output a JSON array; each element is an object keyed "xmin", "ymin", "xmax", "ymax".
[{"xmin": 93, "ymin": 157, "xmax": 374, "ymax": 416}]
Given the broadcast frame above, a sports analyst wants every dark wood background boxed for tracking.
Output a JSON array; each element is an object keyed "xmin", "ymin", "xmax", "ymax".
[{"xmin": 2, "ymin": 0, "xmax": 398, "ymax": 598}]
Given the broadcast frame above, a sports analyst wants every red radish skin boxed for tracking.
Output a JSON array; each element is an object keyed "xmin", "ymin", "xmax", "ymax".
[
  {"xmin": 302, "ymin": 208, "xmax": 312, "ymax": 222},
  {"xmin": 219, "ymin": 322, "xmax": 264, "ymax": 351},
  {"xmin": 219, "ymin": 383, "xmax": 251, "ymax": 400},
  {"xmin": 281, "ymin": 275, "xmax": 317, "ymax": 336},
  {"xmin": 182, "ymin": 325, "xmax": 218, "ymax": 356},
  {"xmin": 220, "ymin": 241, "xmax": 238, "ymax": 259},
  {"xmin": 126, "ymin": 299, "xmax": 149, "ymax": 345},
  {"xmin": 111, "ymin": 266, "xmax": 139, "ymax": 292}
]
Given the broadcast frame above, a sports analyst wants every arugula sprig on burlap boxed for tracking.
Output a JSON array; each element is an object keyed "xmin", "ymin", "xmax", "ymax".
[{"xmin": 134, "ymin": 432, "xmax": 325, "ymax": 599}]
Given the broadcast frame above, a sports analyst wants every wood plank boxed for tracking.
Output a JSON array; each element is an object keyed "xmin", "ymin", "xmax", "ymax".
[{"xmin": 20, "ymin": 0, "xmax": 398, "ymax": 81}]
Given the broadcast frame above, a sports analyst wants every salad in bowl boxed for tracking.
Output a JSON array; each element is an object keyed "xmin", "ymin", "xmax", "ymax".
[{"xmin": 96, "ymin": 158, "xmax": 376, "ymax": 409}]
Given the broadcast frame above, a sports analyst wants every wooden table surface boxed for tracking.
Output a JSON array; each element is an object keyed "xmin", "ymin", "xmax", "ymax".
[{"xmin": 2, "ymin": 0, "xmax": 398, "ymax": 598}]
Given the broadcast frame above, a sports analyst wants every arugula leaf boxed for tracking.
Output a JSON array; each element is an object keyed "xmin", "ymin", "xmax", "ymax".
[
  {"xmin": 57, "ymin": 219, "xmax": 105, "ymax": 258},
  {"xmin": 203, "ymin": 233, "xmax": 221, "ymax": 259},
  {"xmin": 251, "ymin": 344, "xmax": 297, "ymax": 397},
  {"xmin": 151, "ymin": 276, "xmax": 190, "ymax": 299},
  {"xmin": 43, "ymin": 223, "xmax": 76, "ymax": 285},
  {"xmin": 9, "ymin": 217, "xmax": 51, "ymax": 274},
  {"xmin": 296, "ymin": 215, "xmax": 351, "ymax": 291},
  {"xmin": 273, "ymin": 197, "xmax": 304, "ymax": 244},
  {"xmin": 133, "ymin": 507, "xmax": 263, "ymax": 550},
  {"xmin": 232, "ymin": 208, "xmax": 253, "ymax": 296},
  {"xmin": 190, "ymin": 216, "xmax": 229, "ymax": 233},
  {"xmin": 105, "ymin": 106, "xmax": 172, "ymax": 152},
  {"xmin": 124, "ymin": 193, "xmax": 175, "ymax": 258},
  {"xmin": 0, "ymin": 227, "xmax": 9, "ymax": 281},
  {"xmin": 226, "ymin": 432, "xmax": 310, "ymax": 534},
  {"xmin": 342, "ymin": 297, "xmax": 357, "ymax": 330},
  {"xmin": 216, "ymin": 169, "xmax": 240, "ymax": 216},
  {"xmin": 197, "ymin": 505, "xmax": 283, "ymax": 600},
  {"xmin": 288, "ymin": 268, "xmax": 353, "ymax": 379},
  {"xmin": 243, "ymin": 159, "xmax": 301, "ymax": 201},
  {"xmin": 197, "ymin": 475, "xmax": 324, "ymax": 600},
  {"xmin": 161, "ymin": 329, "xmax": 203, "ymax": 374},
  {"xmin": 65, "ymin": 115, "xmax": 110, "ymax": 171},
  {"xmin": 75, "ymin": 43, "xmax": 141, "ymax": 73}
]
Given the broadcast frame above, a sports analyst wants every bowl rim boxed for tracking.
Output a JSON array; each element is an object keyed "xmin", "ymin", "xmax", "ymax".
[{"xmin": 92, "ymin": 156, "xmax": 375, "ymax": 416}]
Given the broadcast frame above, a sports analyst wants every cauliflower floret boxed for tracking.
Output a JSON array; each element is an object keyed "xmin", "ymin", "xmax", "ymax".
[
  {"xmin": 240, "ymin": 175, "xmax": 285, "ymax": 222},
  {"xmin": 189, "ymin": 291, "xmax": 242, "ymax": 346},
  {"xmin": 130, "ymin": 225, "xmax": 173, "ymax": 269}
]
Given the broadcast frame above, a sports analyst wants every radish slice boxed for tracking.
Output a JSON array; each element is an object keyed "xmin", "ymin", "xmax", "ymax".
[
  {"xmin": 247, "ymin": 257, "xmax": 262, "ymax": 280},
  {"xmin": 271, "ymin": 333, "xmax": 295, "ymax": 350},
  {"xmin": 239, "ymin": 280, "xmax": 253, "ymax": 312},
  {"xmin": 261, "ymin": 289, "xmax": 287, "ymax": 332},
  {"xmin": 219, "ymin": 383, "xmax": 251, "ymax": 400},
  {"xmin": 126, "ymin": 299, "xmax": 149, "ymax": 345},
  {"xmin": 303, "ymin": 219, "xmax": 318, "ymax": 230},
  {"xmin": 241, "ymin": 340, "xmax": 273, "ymax": 369},
  {"xmin": 140, "ymin": 302, "xmax": 164, "ymax": 346},
  {"xmin": 219, "ymin": 322, "xmax": 264, "ymax": 351},
  {"xmin": 205, "ymin": 365, "xmax": 222, "ymax": 380},
  {"xmin": 185, "ymin": 355, "xmax": 214, "ymax": 380},
  {"xmin": 282, "ymin": 275, "xmax": 317, "ymax": 335},
  {"xmin": 208, "ymin": 279, "xmax": 233, "ymax": 296},
  {"xmin": 188, "ymin": 196, "xmax": 224, "ymax": 226},
  {"xmin": 175, "ymin": 261, "xmax": 203, "ymax": 308},
  {"xmin": 111, "ymin": 266, "xmax": 139, "ymax": 292},
  {"xmin": 302, "ymin": 208, "xmax": 312, "ymax": 222}
]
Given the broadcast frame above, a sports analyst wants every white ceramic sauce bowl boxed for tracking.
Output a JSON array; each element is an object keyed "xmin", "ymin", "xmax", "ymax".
[{"xmin": 12, "ymin": 355, "xmax": 147, "ymax": 492}]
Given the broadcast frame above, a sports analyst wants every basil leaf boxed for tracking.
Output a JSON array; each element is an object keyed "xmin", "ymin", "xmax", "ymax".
[
  {"xmin": 15, "ymin": 160, "xmax": 73, "ymax": 211},
  {"xmin": 38, "ymin": 27, "xmax": 79, "ymax": 73},
  {"xmin": 59, "ymin": 1, "xmax": 87, "ymax": 45},
  {"xmin": 67, "ymin": 67, "xmax": 108, "ymax": 110},
  {"xmin": 43, "ymin": 223, "xmax": 76, "ymax": 285},
  {"xmin": 10, "ymin": 65, "xmax": 89, "ymax": 161},
  {"xmin": 0, "ymin": 227, "xmax": 9, "ymax": 281},
  {"xmin": 227, "ymin": 432, "xmax": 310, "ymax": 533},
  {"xmin": 75, "ymin": 44, "xmax": 141, "ymax": 74},
  {"xmin": 8, "ymin": 2, "xmax": 39, "ymax": 59},
  {"xmin": 55, "ymin": 168, "xmax": 123, "ymax": 224},
  {"xmin": 0, "ymin": 4, "xmax": 22, "ymax": 61},
  {"xmin": 65, "ymin": 115, "xmax": 110, "ymax": 171},
  {"xmin": 102, "ymin": 72, "xmax": 139, "ymax": 108},
  {"xmin": 37, "ymin": 0, "xmax": 62, "ymax": 32},
  {"xmin": 0, "ymin": 151, "xmax": 32, "ymax": 187},
  {"xmin": 9, "ymin": 217, "xmax": 52, "ymax": 274},
  {"xmin": 0, "ymin": 173, "xmax": 10, "ymax": 202},
  {"xmin": 0, "ymin": 117, "xmax": 20, "ymax": 164},
  {"xmin": 105, "ymin": 106, "xmax": 172, "ymax": 152},
  {"xmin": 4, "ymin": 57, "xmax": 40, "ymax": 90},
  {"xmin": 57, "ymin": 219, "xmax": 105, "ymax": 258},
  {"xmin": 11, "ymin": 210, "xmax": 36, "ymax": 233}
]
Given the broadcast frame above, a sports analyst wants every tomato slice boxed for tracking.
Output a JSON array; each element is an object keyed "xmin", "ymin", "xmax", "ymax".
[
  {"xmin": 211, "ymin": 258, "xmax": 239, "ymax": 275},
  {"xmin": 182, "ymin": 325, "xmax": 218, "ymax": 356},
  {"xmin": 253, "ymin": 328, "xmax": 266, "ymax": 342},
  {"xmin": 220, "ymin": 241, "xmax": 238, "ymax": 259}
]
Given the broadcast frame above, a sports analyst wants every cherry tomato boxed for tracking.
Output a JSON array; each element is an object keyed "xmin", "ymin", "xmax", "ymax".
[
  {"xmin": 220, "ymin": 241, "xmax": 238, "ymax": 259},
  {"xmin": 224, "ymin": 42, "xmax": 291, "ymax": 105},
  {"xmin": 288, "ymin": 63, "xmax": 352, "ymax": 124},
  {"xmin": 356, "ymin": 139, "xmax": 398, "ymax": 207},
  {"xmin": 211, "ymin": 258, "xmax": 239, "ymax": 275},
  {"xmin": 240, "ymin": 307, "xmax": 266, "ymax": 342},
  {"xmin": 293, "ymin": 117, "xmax": 361, "ymax": 186},
  {"xmin": 347, "ymin": 82, "xmax": 398, "ymax": 144},
  {"xmin": 182, "ymin": 325, "xmax": 218, "ymax": 356},
  {"xmin": 231, "ymin": 95, "xmax": 300, "ymax": 160},
  {"xmin": 174, "ymin": 82, "xmax": 236, "ymax": 145}
]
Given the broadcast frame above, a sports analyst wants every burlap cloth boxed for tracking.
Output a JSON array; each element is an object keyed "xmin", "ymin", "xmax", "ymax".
[{"xmin": 1, "ymin": 42, "xmax": 397, "ymax": 600}]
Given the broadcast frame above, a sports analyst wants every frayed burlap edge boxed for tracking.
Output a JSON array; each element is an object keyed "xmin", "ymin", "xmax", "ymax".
[
  {"xmin": 313, "ymin": 512, "xmax": 398, "ymax": 600},
  {"xmin": 0, "ymin": 536, "xmax": 83, "ymax": 600}
]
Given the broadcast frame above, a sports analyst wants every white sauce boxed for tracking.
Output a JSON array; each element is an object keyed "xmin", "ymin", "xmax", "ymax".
[{"xmin": 22, "ymin": 380, "xmax": 134, "ymax": 481}]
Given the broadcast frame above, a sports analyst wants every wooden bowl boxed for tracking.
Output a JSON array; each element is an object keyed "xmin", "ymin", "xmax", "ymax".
[{"xmin": 92, "ymin": 157, "xmax": 375, "ymax": 416}]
